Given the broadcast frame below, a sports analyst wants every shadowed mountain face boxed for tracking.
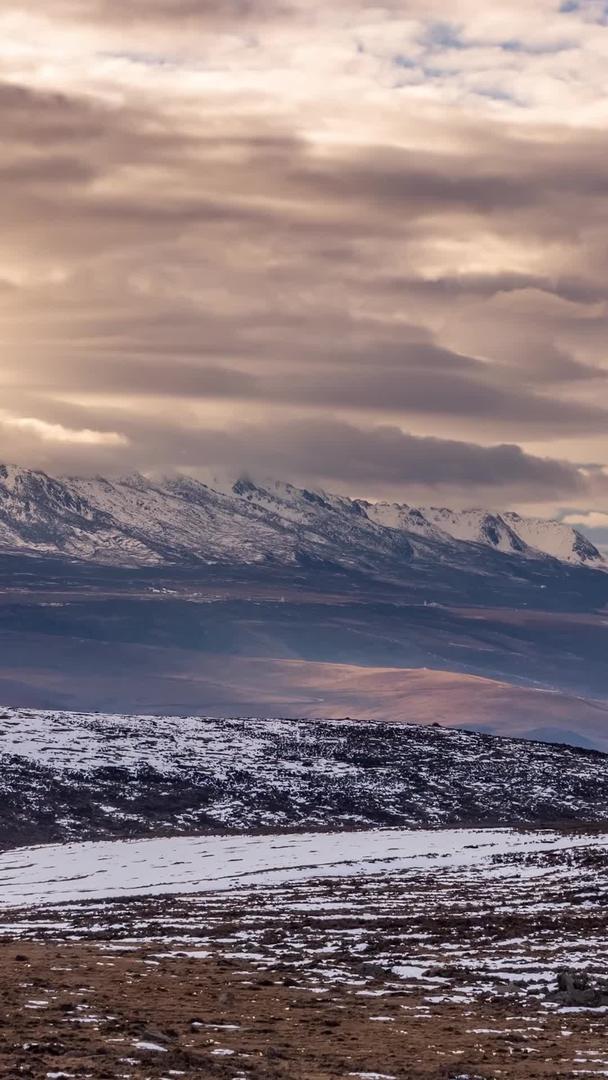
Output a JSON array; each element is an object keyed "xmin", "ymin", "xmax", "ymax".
[{"xmin": 0, "ymin": 465, "xmax": 606, "ymax": 749}]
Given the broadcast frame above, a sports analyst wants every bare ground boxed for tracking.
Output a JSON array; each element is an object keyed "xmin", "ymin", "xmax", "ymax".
[
  {"xmin": 1, "ymin": 837, "xmax": 607, "ymax": 1079},
  {"xmin": 0, "ymin": 939, "xmax": 607, "ymax": 1080}
]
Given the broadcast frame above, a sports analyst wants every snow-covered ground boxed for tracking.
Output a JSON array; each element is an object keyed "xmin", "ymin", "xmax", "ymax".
[
  {"xmin": 2, "ymin": 825, "xmax": 607, "ymax": 1023},
  {"xmin": 0, "ymin": 827, "xmax": 605, "ymax": 907},
  {"xmin": 2, "ymin": 708, "xmax": 608, "ymax": 846}
]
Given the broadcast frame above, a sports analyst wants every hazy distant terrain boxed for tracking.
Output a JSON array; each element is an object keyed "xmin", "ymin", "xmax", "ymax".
[
  {"xmin": 0, "ymin": 566, "xmax": 606, "ymax": 746},
  {"xmin": 0, "ymin": 467, "xmax": 607, "ymax": 747}
]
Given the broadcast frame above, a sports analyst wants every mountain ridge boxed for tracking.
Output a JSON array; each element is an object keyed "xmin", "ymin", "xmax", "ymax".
[
  {"xmin": 1, "ymin": 707, "xmax": 607, "ymax": 848},
  {"xmin": 0, "ymin": 464, "xmax": 603, "ymax": 573}
]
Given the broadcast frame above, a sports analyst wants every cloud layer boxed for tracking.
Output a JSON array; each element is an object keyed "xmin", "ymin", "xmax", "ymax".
[{"xmin": 1, "ymin": 0, "xmax": 608, "ymax": 511}]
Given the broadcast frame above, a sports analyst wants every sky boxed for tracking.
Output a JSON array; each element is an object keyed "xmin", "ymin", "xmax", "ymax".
[{"xmin": 1, "ymin": 1, "xmax": 608, "ymax": 540}]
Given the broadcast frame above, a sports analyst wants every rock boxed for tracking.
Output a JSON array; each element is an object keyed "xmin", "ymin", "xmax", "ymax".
[
  {"xmin": 138, "ymin": 1027, "xmax": 171, "ymax": 1045},
  {"xmin": 557, "ymin": 968, "xmax": 589, "ymax": 994},
  {"xmin": 550, "ymin": 968, "xmax": 608, "ymax": 1007},
  {"xmin": 265, "ymin": 1046, "xmax": 285, "ymax": 1059},
  {"xmin": 427, "ymin": 964, "xmax": 467, "ymax": 980},
  {"xmin": 360, "ymin": 961, "xmax": 388, "ymax": 979}
]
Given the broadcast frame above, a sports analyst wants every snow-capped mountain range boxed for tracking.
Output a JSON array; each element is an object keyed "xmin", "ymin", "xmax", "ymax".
[{"xmin": 0, "ymin": 463, "xmax": 603, "ymax": 572}]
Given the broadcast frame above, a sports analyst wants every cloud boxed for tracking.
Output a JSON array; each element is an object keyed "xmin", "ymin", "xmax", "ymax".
[
  {"xmin": 0, "ymin": 414, "xmax": 128, "ymax": 447},
  {"xmin": 0, "ymin": 407, "xmax": 589, "ymax": 504},
  {"xmin": 15, "ymin": 0, "xmax": 291, "ymax": 25},
  {"xmin": 20, "ymin": 351, "xmax": 608, "ymax": 432},
  {"xmin": 0, "ymin": 1, "xmax": 607, "ymax": 509},
  {"xmin": 562, "ymin": 511, "xmax": 608, "ymax": 528},
  {"xmin": 197, "ymin": 419, "xmax": 586, "ymax": 495}
]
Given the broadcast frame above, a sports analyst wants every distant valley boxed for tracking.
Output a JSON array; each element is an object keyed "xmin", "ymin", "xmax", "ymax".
[{"xmin": 0, "ymin": 465, "xmax": 607, "ymax": 749}]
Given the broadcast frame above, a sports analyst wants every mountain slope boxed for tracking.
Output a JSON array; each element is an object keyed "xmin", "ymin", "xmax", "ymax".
[
  {"xmin": 1, "ymin": 707, "xmax": 607, "ymax": 847},
  {"xmin": 0, "ymin": 464, "xmax": 603, "ymax": 574},
  {"xmin": 365, "ymin": 499, "xmax": 603, "ymax": 566}
]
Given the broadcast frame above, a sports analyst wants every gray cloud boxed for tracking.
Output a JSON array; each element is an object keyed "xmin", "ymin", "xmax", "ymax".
[
  {"xmin": 0, "ymin": 409, "xmax": 588, "ymax": 502},
  {"xmin": 378, "ymin": 272, "xmax": 608, "ymax": 307},
  {"xmin": 27, "ymin": 354, "xmax": 608, "ymax": 433},
  {"xmin": 184, "ymin": 420, "xmax": 587, "ymax": 494}
]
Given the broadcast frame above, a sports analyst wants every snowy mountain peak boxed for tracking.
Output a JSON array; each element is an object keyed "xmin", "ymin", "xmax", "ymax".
[
  {"xmin": 501, "ymin": 511, "xmax": 603, "ymax": 566},
  {"xmin": 360, "ymin": 498, "xmax": 604, "ymax": 568},
  {"xmin": 0, "ymin": 464, "xmax": 603, "ymax": 573}
]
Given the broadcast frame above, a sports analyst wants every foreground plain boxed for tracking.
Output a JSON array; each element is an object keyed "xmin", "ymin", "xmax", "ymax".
[{"xmin": 0, "ymin": 826, "xmax": 606, "ymax": 1078}]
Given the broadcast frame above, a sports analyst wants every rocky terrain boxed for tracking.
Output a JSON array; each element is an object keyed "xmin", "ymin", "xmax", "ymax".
[{"xmin": 1, "ymin": 708, "xmax": 608, "ymax": 846}]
